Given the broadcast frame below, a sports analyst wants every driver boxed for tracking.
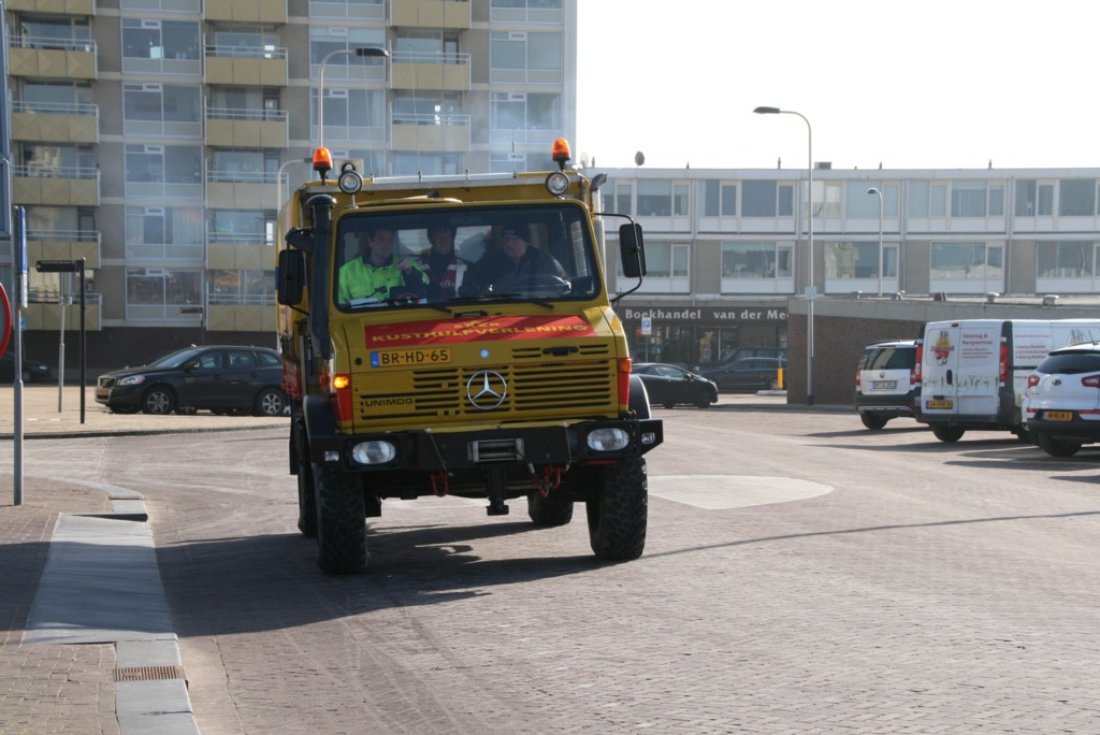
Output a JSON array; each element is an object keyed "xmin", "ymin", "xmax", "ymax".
[
  {"xmin": 338, "ymin": 225, "xmax": 429, "ymax": 304},
  {"xmin": 460, "ymin": 221, "xmax": 567, "ymax": 296}
]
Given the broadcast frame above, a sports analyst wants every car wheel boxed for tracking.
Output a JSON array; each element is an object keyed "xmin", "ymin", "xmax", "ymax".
[
  {"xmin": 860, "ymin": 414, "xmax": 889, "ymax": 430},
  {"xmin": 1037, "ymin": 434, "xmax": 1082, "ymax": 458},
  {"xmin": 695, "ymin": 394, "xmax": 711, "ymax": 409},
  {"xmin": 662, "ymin": 401, "xmax": 675, "ymax": 409},
  {"xmin": 931, "ymin": 425, "xmax": 965, "ymax": 443},
  {"xmin": 255, "ymin": 387, "xmax": 287, "ymax": 417},
  {"xmin": 141, "ymin": 386, "xmax": 176, "ymax": 415},
  {"xmin": 22, "ymin": 368, "xmax": 34, "ymax": 383}
]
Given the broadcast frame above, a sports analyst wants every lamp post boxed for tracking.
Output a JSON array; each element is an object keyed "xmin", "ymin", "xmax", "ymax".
[
  {"xmin": 317, "ymin": 46, "xmax": 389, "ymax": 151},
  {"xmin": 754, "ymin": 106, "xmax": 815, "ymax": 404},
  {"xmin": 867, "ymin": 187, "xmax": 884, "ymax": 297}
]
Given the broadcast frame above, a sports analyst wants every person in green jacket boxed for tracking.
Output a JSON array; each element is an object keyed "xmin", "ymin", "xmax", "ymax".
[{"xmin": 337, "ymin": 225, "xmax": 429, "ymax": 305}]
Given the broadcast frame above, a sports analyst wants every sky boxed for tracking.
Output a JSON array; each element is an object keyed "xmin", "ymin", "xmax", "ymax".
[{"xmin": 574, "ymin": 0, "xmax": 1100, "ymax": 171}]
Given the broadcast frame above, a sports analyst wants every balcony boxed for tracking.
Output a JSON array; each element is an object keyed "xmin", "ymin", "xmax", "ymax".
[
  {"xmin": 206, "ymin": 233, "xmax": 273, "ymax": 270},
  {"xmin": 204, "ymin": 0, "xmax": 287, "ymax": 23},
  {"xmin": 205, "ymin": 44, "xmax": 288, "ymax": 86},
  {"xmin": 27, "ymin": 229, "xmax": 101, "ymax": 269},
  {"xmin": 14, "ymin": 165, "xmax": 100, "ymax": 206},
  {"xmin": 207, "ymin": 293, "xmax": 276, "ymax": 332},
  {"xmin": 8, "ymin": 36, "xmax": 97, "ymax": 80},
  {"xmin": 308, "ymin": 0, "xmax": 384, "ymax": 20},
  {"xmin": 12, "ymin": 101, "xmax": 99, "ymax": 144},
  {"xmin": 392, "ymin": 51, "xmax": 471, "ymax": 91},
  {"xmin": 24, "ymin": 293, "xmax": 103, "ymax": 331},
  {"xmin": 206, "ymin": 108, "xmax": 289, "ymax": 149},
  {"xmin": 391, "ymin": 0, "xmax": 471, "ymax": 29},
  {"xmin": 206, "ymin": 170, "xmax": 278, "ymax": 210},
  {"xmin": 392, "ymin": 113, "xmax": 471, "ymax": 152},
  {"xmin": 6, "ymin": 0, "xmax": 95, "ymax": 14}
]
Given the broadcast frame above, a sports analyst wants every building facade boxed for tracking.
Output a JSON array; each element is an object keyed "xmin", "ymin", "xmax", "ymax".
[
  {"xmin": 596, "ymin": 165, "xmax": 1100, "ymax": 371},
  {"xmin": 3, "ymin": 0, "xmax": 577, "ymax": 368}
]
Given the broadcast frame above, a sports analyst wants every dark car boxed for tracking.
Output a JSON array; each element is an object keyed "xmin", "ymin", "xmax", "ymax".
[
  {"xmin": 0, "ymin": 351, "xmax": 52, "ymax": 383},
  {"xmin": 633, "ymin": 362, "xmax": 718, "ymax": 408},
  {"xmin": 95, "ymin": 345, "xmax": 288, "ymax": 416},
  {"xmin": 701, "ymin": 357, "xmax": 787, "ymax": 392}
]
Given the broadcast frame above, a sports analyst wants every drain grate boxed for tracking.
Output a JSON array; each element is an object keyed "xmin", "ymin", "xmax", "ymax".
[{"xmin": 113, "ymin": 665, "xmax": 186, "ymax": 682}]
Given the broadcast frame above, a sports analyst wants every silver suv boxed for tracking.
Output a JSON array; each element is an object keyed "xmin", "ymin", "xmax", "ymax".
[
  {"xmin": 1022, "ymin": 343, "xmax": 1100, "ymax": 457},
  {"xmin": 854, "ymin": 339, "xmax": 919, "ymax": 430}
]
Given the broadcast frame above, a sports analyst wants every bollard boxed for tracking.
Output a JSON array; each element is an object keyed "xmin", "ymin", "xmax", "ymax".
[{"xmin": 776, "ymin": 367, "xmax": 784, "ymax": 390}]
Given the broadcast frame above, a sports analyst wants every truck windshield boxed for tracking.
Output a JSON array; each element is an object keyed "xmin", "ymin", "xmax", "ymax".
[{"xmin": 333, "ymin": 203, "xmax": 601, "ymax": 311}]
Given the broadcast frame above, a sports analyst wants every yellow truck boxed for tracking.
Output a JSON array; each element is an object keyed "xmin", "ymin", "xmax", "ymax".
[{"xmin": 276, "ymin": 140, "xmax": 662, "ymax": 573}]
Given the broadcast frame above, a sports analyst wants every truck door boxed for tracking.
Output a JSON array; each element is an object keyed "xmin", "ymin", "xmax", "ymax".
[
  {"xmin": 954, "ymin": 322, "xmax": 1001, "ymax": 419},
  {"xmin": 921, "ymin": 322, "xmax": 962, "ymax": 417}
]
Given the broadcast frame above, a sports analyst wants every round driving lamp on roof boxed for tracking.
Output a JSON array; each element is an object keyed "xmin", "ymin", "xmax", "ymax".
[
  {"xmin": 545, "ymin": 171, "xmax": 570, "ymax": 196},
  {"xmin": 337, "ymin": 162, "xmax": 363, "ymax": 195}
]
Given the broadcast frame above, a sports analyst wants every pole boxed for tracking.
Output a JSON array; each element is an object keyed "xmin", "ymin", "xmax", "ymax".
[
  {"xmin": 318, "ymin": 47, "xmax": 389, "ymax": 152},
  {"xmin": 13, "ymin": 205, "xmax": 25, "ymax": 505},
  {"xmin": 57, "ymin": 282, "xmax": 66, "ymax": 412},
  {"xmin": 868, "ymin": 187, "xmax": 884, "ymax": 297},
  {"xmin": 79, "ymin": 258, "xmax": 86, "ymax": 424}
]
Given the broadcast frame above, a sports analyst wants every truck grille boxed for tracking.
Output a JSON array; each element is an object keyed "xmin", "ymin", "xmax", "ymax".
[{"xmin": 354, "ymin": 359, "xmax": 616, "ymax": 423}]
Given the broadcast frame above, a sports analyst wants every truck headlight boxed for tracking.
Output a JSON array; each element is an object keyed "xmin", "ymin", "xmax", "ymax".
[
  {"xmin": 351, "ymin": 440, "xmax": 397, "ymax": 465},
  {"xmin": 586, "ymin": 428, "xmax": 630, "ymax": 452}
]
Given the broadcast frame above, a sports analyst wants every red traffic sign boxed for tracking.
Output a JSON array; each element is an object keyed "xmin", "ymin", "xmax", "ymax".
[{"xmin": 0, "ymin": 282, "xmax": 11, "ymax": 359}]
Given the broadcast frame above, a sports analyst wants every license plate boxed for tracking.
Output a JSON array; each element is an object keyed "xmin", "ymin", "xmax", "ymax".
[
  {"xmin": 871, "ymin": 381, "xmax": 897, "ymax": 390},
  {"xmin": 926, "ymin": 399, "xmax": 953, "ymax": 410},
  {"xmin": 371, "ymin": 348, "xmax": 452, "ymax": 367},
  {"xmin": 1044, "ymin": 410, "xmax": 1073, "ymax": 421},
  {"xmin": 95, "ymin": 387, "xmax": 109, "ymax": 399}
]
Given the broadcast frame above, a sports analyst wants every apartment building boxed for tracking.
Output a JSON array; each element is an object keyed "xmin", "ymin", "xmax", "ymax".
[
  {"xmin": 2, "ymin": 0, "xmax": 577, "ymax": 368},
  {"xmin": 597, "ymin": 166, "xmax": 1100, "ymax": 369}
]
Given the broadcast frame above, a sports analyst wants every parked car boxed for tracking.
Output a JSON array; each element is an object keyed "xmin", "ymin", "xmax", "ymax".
[
  {"xmin": 95, "ymin": 345, "xmax": 288, "ymax": 416},
  {"xmin": 854, "ymin": 339, "xmax": 920, "ymax": 430},
  {"xmin": 1022, "ymin": 342, "xmax": 1100, "ymax": 457},
  {"xmin": 700, "ymin": 357, "xmax": 786, "ymax": 392},
  {"xmin": 633, "ymin": 362, "xmax": 718, "ymax": 409},
  {"xmin": 695, "ymin": 346, "xmax": 788, "ymax": 374},
  {"xmin": 0, "ymin": 351, "xmax": 52, "ymax": 383}
]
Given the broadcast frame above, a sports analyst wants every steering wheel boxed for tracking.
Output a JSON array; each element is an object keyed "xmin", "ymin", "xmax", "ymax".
[{"xmin": 495, "ymin": 274, "xmax": 572, "ymax": 295}]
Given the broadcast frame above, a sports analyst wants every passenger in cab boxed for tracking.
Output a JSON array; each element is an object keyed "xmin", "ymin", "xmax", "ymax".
[
  {"xmin": 460, "ymin": 221, "xmax": 568, "ymax": 296},
  {"xmin": 419, "ymin": 224, "xmax": 468, "ymax": 300},
  {"xmin": 338, "ymin": 225, "xmax": 429, "ymax": 304}
]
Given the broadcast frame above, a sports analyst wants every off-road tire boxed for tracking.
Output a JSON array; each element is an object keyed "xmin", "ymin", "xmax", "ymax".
[
  {"xmin": 1037, "ymin": 434, "xmax": 1082, "ymax": 458},
  {"xmin": 586, "ymin": 455, "xmax": 647, "ymax": 561},
  {"xmin": 931, "ymin": 425, "xmax": 965, "ymax": 443},
  {"xmin": 254, "ymin": 387, "xmax": 287, "ymax": 417},
  {"xmin": 312, "ymin": 463, "xmax": 367, "ymax": 574},
  {"xmin": 142, "ymin": 386, "xmax": 175, "ymax": 415},
  {"xmin": 861, "ymin": 413, "xmax": 889, "ymax": 430},
  {"xmin": 526, "ymin": 488, "xmax": 574, "ymax": 526}
]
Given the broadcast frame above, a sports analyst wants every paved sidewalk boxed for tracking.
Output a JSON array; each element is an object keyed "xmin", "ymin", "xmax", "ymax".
[{"xmin": 0, "ymin": 385, "xmax": 284, "ymax": 734}]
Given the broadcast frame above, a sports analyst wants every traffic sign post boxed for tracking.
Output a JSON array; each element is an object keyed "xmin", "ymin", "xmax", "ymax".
[{"xmin": 35, "ymin": 258, "xmax": 87, "ymax": 424}]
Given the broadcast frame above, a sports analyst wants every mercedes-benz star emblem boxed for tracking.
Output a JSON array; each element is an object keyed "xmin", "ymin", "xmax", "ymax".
[{"xmin": 466, "ymin": 370, "xmax": 508, "ymax": 410}]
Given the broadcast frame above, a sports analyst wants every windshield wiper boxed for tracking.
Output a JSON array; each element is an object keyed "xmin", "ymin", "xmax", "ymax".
[{"xmin": 459, "ymin": 293, "xmax": 554, "ymax": 309}]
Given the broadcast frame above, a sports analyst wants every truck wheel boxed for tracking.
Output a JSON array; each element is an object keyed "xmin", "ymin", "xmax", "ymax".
[
  {"xmin": 931, "ymin": 425, "xmax": 965, "ymax": 443},
  {"xmin": 585, "ymin": 455, "xmax": 647, "ymax": 561},
  {"xmin": 860, "ymin": 414, "xmax": 889, "ymax": 430},
  {"xmin": 526, "ymin": 489, "xmax": 574, "ymax": 526},
  {"xmin": 1037, "ymin": 434, "xmax": 1082, "ymax": 458},
  {"xmin": 312, "ymin": 464, "xmax": 367, "ymax": 574}
]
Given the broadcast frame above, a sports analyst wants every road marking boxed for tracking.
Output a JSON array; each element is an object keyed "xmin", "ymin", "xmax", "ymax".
[{"xmin": 649, "ymin": 475, "xmax": 832, "ymax": 510}]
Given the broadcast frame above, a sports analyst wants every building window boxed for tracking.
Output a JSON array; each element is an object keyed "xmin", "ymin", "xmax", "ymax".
[
  {"xmin": 394, "ymin": 152, "xmax": 463, "ymax": 176},
  {"xmin": 489, "ymin": 92, "xmax": 562, "ymax": 143},
  {"xmin": 988, "ymin": 186, "xmax": 1005, "ymax": 216},
  {"xmin": 121, "ymin": 19, "xmax": 200, "ymax": 68},
  {"xmin": 17, "ymin": 16, "xmax": 90, "ymax": 48},
  {"xmin": 930, "ymin": 242, "xmax": 1004, "ymax": 283},
  {"xmin": 1015, "ymin": 179, "xmax": 1054, "ymax": 216},
  {"xmin": 951, "ymin": 183, "xmax": 987, "ymax": 217},
  {"xmin": 209, "ymin": 269, "xmax": 275, "ymax": 305},
  {"xmin": 1037, "ymin": 241, "xmax": 1094, "ymax": 278},
  {"xmin": 637, "ymin": 180, "xmax": 674, "ymax": 216},
  {"xmin": 124, "ymin": 144, "xmax": 203, "ymax": 199},
  {"xmin": 308, "ymin": 27, "xmax": 386, "ymax": 76},
  {"xmin": 490, "ymin": 31, "xmax": 563, "ymax": 83},
  {"xmin": 125, "ymin": 207, "xmax": 203, "ymax": 260},
  {"xmin": 126, "ymin": 267, "xmax": 202, "ymax": 321},
  {"xmin": 312, "ymin": 88, "xmax": 386, "ymax": 143},
  {"xmin": 742, "ymin": 181, "xmax": 777, "ymax": 217},
  {"xmin": 123, "ymin": 83, "xmax": 201, "ymax": 137},
  {"xmin": 1059, "ymin": 179, "xmax": 1097, "ymax": 216},
  {"xmin": 825, "ymin": 241, "xmax": 897, "ymax": 279},
  {"xmin": 208, "ymin": 210, "xmax": 274, "ymax": 246},
  {"xmin": 721, "ymin": 242, "xmax": 791, "ymax": 279}
]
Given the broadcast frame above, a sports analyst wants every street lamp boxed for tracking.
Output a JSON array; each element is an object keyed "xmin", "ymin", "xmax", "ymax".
[
  {"xmin": 316, "ymin": 46, "xmax": 389, "ymax": 151},
  {"xmin": 754, "ymin": 106, "xmax": 815, "ymax": 404},
  {"xmin": 867, "ymin": 187, "xmax": 884, "ymax": 297}
]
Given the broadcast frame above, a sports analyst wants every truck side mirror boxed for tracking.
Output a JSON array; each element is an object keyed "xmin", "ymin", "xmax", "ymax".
[
  {"xmin": 618, "ymin": 223, "xmax": 646, "ymax": 278},
  {"xmin": 277, "ymin": 249, "xmax": 306, "ymax": 305}
]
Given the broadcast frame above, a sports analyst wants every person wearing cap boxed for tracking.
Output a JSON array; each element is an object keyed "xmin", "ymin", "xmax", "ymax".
[
  {"xmin": 460, "ymin": 221, "xmax": 568, "ymax": 296},
  {"xmin": 338, "ymin": 225, "xmax": 429, "ymax": 304},
  {"xmin": 419, "ymin": 224, "xmax": 468, "ymax": 300}
]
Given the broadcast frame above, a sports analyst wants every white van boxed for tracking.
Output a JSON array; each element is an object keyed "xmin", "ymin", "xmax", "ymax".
[{"xmin": 918, "ymin": 319, "xmax": 1100, "ymax": 442}]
